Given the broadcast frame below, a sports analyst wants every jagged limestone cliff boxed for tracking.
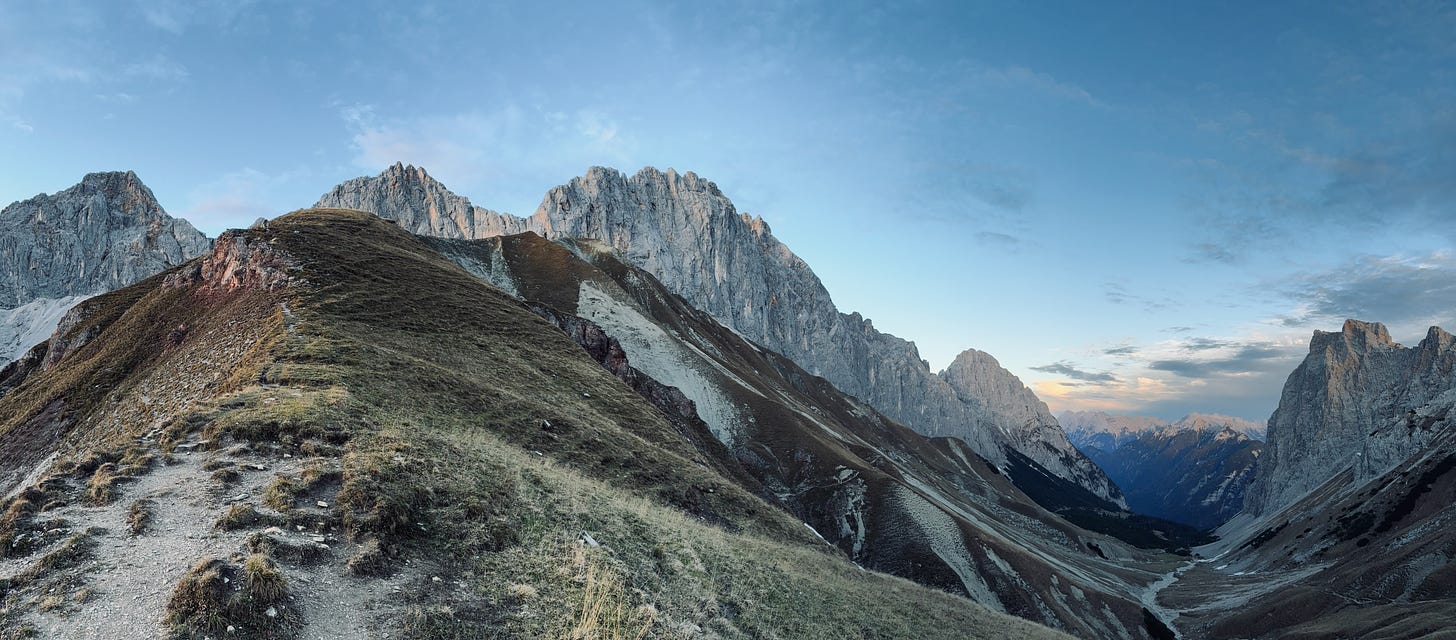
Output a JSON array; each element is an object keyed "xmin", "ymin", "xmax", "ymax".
[
  {"xmin": 1246, "ymin": 319, "xmax": 1456, "ymax": 516},
  {"xmin": 0, "ymin": 171, "xmax": 211, "ymax": 361}
]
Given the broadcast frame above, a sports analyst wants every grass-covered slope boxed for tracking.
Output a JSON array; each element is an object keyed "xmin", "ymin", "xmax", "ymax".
[
  {"xmin": 426, "ymin": 231, "xmax": 1186, "ymax": 639},
  {"xmin": 0, "ymin": 209, "xmax": 1066, "ymax": 639}
]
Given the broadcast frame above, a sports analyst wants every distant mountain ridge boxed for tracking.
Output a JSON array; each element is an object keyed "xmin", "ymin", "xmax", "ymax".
[
  {"xmin": 316, "ymin": 163, "xmax": 1125, "ymax": 509},
  {"xmin": 1061, "ymin": 411, "xmax": 1267, "ymax": 450},
  {"xmin": 1060, "ymin": 411, "xmax": 1265, "ymax": 529},
  {"xmin": 0, "ymin": 171, "xmax": 211, "ymax": 361}
]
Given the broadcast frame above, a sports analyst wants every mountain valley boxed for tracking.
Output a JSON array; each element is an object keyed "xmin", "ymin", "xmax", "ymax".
[{"xmin": 0, "ymin": 168, "xmax": 1452, "ymax": 639}]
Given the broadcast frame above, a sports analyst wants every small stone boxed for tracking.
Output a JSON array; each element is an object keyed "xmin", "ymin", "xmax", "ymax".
[
  {"xmin": 432, "ymin": 576, "xmax": 442, "ymax": 583},
  {"xmin": 265, "ymin": 606, "xmax": 278, "ymax": 618},
  {"xmin": 316, "ymin": 500, "xmax": 329, "ymax": 508},
  {"xmin": 227, "ymin": 625, "xmax": 236, "ymax": 634}
]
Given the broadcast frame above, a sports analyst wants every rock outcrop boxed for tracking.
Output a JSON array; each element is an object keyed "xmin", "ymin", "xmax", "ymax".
[
  {"xmin": 0, "ymin": 171, "xmax": 211, "ymax": 361},
  {"xmin": 315, "ymin": 163, "xmax": 1124, "ymax": 507},
  {"xmin": 1245, "ymin": 319, "xmax": 1456, "ymax": 516},
  {"xmin": 163, "ymin": 229, "xmax": 299, "ymax": 293}
]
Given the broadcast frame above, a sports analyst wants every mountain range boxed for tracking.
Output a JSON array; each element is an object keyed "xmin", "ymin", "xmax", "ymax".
[
  {"xmin": 318, "ymin": 163, "xmax": 1124, "ymax": 513},
  {"xmin": 1061, "ymin": 412, "xmax": 1265, "ymax": 530},
  {"xmin": 1, "ymin": 167, "xmax": 1454, "ymax": 638}
]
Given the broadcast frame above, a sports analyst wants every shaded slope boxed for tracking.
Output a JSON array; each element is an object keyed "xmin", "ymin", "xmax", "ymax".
[
  {"xmin": 0, "ymin": 209, "xmax": 1067, "ymax": 639},
  {"xmin": 427, "ymin": 231, "xmax": 1187, "ymax": 639}
]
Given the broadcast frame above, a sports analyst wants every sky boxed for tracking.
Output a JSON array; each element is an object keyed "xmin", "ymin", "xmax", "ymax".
[{"xmin": 1, "ymin": 1, "xmax": 1453, "ymax": 421}]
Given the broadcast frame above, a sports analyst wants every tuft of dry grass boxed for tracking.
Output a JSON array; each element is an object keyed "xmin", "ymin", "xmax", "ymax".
[
  {"xmin": 241, "ymin": 554, "xmax": 288, "ymax": 603},
  {"xmin": 127, "ymin": 499, "xmax": 153, "ymax": 536},
  {"xmin": 566, "ymin": 547, "xmax": 654, "ymax": 640},
  {"xmin": 165, "ymin": 554, "xmax": 299, "ymax": 639},
  {"xmin": 346, "ymin": 538, "xmax": 390, "ymax": 576},
  {"xmin": 85, "ymin": 463, "xmax": 120, "ymax": 506},
  {"xmin": 261, "ymin": 476, "xmax": 299, "ymax": 511},
  {"xmin": 215, "ymin": 503, "xmax": 284, "ymax": 531}
]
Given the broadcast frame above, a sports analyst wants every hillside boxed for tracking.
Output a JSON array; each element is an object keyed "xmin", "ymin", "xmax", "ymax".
[
  {"xmin": 0, "ymin": 209, "xmax": 1069, "ymax": 639},
  {"xmin": 317, "ymin": 164, "xmax": 1125, "ymax": 510},
  {"xmin": 422, "ymin": 229, "xmax": 1196, "ymax": 637}
]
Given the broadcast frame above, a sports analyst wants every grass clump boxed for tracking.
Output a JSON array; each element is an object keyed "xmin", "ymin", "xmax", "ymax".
[
  {"xmin": 215, "ymin": 503, "xmax": 285, "ymax": 531},
  {"xmin": 0, "ymin": 498, "xmax": 36, "ymax": 557},
  {"xmin": 262, "ymin": 476, "xmax": 300, "ymax": 511},
  {"xmin": 85, "ymin": 463, "xmax": 121, "ymax": 506},
  {"xmin": 127, "ymin": 499, "xmax": 154, "ymax": 535},
  {"xmin": 165, "ymin": 554, "xmax": 299, "ymax": 639},
  {"xmin": 567, "ymin": 548, "xmax": 655, "ymax": 640},
  {"xmin": 346, "ymin": 538, "xmax": 391, "ymax": 577}
]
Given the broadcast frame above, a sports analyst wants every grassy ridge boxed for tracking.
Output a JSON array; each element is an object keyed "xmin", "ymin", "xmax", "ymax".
[{"xmin": 204, "ymin": 209, "xmax": 1067, "ymax": 638}]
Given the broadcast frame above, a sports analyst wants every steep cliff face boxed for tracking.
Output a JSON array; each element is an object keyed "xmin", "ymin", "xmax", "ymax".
[
  {"xmin": 315, "ymin": 164, "xmax": 1124, "ymax": 507},
  {"xmin": 941, "ymin": 350, "xmax": 1123, "ymax": 503},
  {"xmin": 1245, "ymin": 319, "xmax": 1456, "ymax": 516},
  {"xmin": 0, "ymin": 171, "xmax": 211, "ymax": 306},
  {"xmin": 0, "ymin": 172, "xmax": 211, "ymax": 362}
]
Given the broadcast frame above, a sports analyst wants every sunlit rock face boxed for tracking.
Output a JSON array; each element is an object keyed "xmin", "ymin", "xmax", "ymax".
[
  {"xmin": 1246, "ymin": 319, "xmax": 1456, "ymax": 516},
  {"xmin": 316, "ymin": 164, "xmax": 1125, "ymax": 507},
  {"xmin": 0, "ymin": 171, "xmax": 211, "ymax": 362}
]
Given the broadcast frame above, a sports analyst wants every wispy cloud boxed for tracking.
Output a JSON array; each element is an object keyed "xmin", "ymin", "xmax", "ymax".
[
  {"xmin": 1104, "ymin": 282, "xmax": 1178, "ymax": 312},
  {"xmin": 1031, "ymin": 332, "xmax": 1307, "ymax": 420},
  {"xmin": 123, "ymin": 54, "xmax": 189, "ymax": 81},
  {"xmin": 1275, "ymin": 251, "xmax": 1456, "ymax": 333},
  {"xmin": 960, "ymin": 62, "xmax": 1109, "ymax": 109},
  {"xmin": 1030, "ymin": 361, "xmax": 1116, "ymax": 383},
  {"xmin": 1184, "ymin": 108, "xmax": 1456, "ymax": 264},
  {"xmin": 133, "ymin": 0, "xmax": 257, "ymax": 35}
]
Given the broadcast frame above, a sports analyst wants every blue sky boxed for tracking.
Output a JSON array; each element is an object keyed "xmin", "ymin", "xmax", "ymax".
[{"xmin": 2, "ymin": 1, "xmax": 1453, "ymax": 420}]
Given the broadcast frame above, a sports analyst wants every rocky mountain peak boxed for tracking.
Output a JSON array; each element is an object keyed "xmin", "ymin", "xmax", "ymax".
[
  {"xmin": 942, "ymin": 349, "xmax": 1050, "ymax": 419},
  {"xmin": 1310, "ymin": 318, "xmax": 1398, "ymax": 354},
  {"xmin": 314, "ymin": 165, "xmax": 527, "ymax": 240},
  {"xmin": 1247, "ymin": 319, "xmax": 1456, "ymax": 516},
  {"xmin": 0, "ymin": 171, "xmax": 210, "ymax": 308}
]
